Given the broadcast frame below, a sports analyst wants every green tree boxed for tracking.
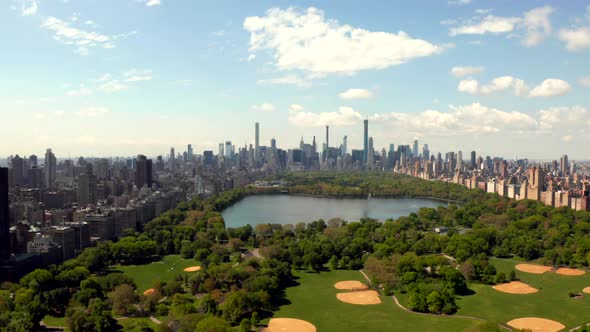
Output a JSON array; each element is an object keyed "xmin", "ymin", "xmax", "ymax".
[{"xmin": 196, "ymin": 316, "xmax": 231, "ymax": 332}]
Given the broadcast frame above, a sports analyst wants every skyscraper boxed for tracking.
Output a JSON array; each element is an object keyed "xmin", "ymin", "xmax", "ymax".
[
  {"xmin": 225, "ymin": 141, "xmax": 232, "ymax": 158},
  {"xmin": 325, "ymin": 126, "xmax": 329, "ymax": 161},
  {"xmin": 471, "ymin": 151, "xmax": 477, "ymax": 169},
  {"xmin": 170, "ymin": 147, "xmax": 175, "ymax": 171},
  {"xmin": 78, "ymin": 165, "xmax": 97, "ymax": 207},
  {"xmin": 135, "ymin": 155, "xmax": 153, "ymax": 189},
  {"xmin": 10, "ymin": 155, "xmax": 24, "ymax": 186},
  {"xmin": 187, "ymin": 144, "xmax": 193, "ymax": 161},
  {"xmin": 342, "ymin": 136, "xmax": 348, "ymax": 156},
  {"xmin": 255, "ymin": 122, "xmax": 260, "ymax": 163},
  {"xmin": 412, "ymin": 138, "xmax": 419, "ymax": 158},
  {"xmin": 0, "ymin": 167, "xmax": 9, "ymax": 261},
  {"xmin": 363, "ymin": 119, "xmax": 368, "ymax": 164},
  {"xmin": 44, "ymin": 148, "xmax": 56, "ymax": 189},
  {"xmin": 560, "ymin": 154, "xmax": 569, "ymax": 175}
]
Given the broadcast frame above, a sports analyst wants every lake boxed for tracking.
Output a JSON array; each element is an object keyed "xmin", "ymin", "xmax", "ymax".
[{"xmin": 222, "ymin": 194, "xmax": 450, "ymax": 227}]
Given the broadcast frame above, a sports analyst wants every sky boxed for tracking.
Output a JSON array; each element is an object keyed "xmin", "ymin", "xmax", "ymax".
[{"xmin": 1, "ymin": 0, "xmax": 590, "ymax": 160}]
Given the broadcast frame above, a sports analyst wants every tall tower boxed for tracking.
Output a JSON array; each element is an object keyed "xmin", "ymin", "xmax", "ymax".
[
  {"xmin": 255, "ymin": 122, "xmax": 260, "ymax": 163},
  {"xmin": 44, "ymin": 148, "xmax": 56, "ymax": 189},
  {"xmin": 342, "ymin": 136, "xmax": 348, "ymax": 156},
  {"xmin": 560, "ymin": 154, "xmax": 569, "ymax": 176},
  {"xmin": 325, "ymin": 125, "xmax": 329, "ymax": 161},
  {"xmin": 135, "ymin": 155, "xmax": 153, "ymax": 189},
  {"xmin": 412, "ymin": 138, "xmax": 419, "ymax": 158},
  {"xmin": 363, "ymin": 119, "xmax": 368, "ymax": 164},
  {"xmin": 0, "ymin": 167, "xmax": 10, "ymax": 261},
  {"xmin": 170, "ymin": 147, "xmax": 175, "ymax": 171},
  {"xmin": 78, "ymin": 164, "xmax": 97, "ymax": 207}
]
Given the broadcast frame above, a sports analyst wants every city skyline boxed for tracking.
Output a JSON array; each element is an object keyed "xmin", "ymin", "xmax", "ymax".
[{"xmin": 2, "ymin": 1, "xmax": 590, "ymax": 159}]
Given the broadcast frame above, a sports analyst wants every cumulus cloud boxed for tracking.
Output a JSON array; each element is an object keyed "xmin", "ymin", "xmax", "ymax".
[
  {"xmin": 529, "ymin": 79, "xmax": 571, "ymax": 97},
  {"xmin": 371, "ymin": 103, "xmax": 537, "ymax": 136},
  {"xmin": 145, "ymin": 0, "xmax": 161, "ymax": 6},
  {"xmin": 448, "ymin": 6, "xmax": 554, "ymax": 47},
  {"xmin": 538, "ymin": 106, "xmax": 588, "ymax": 129},
  {"xmin": 289, "ymin": 106, "xmax": 363, "ymax": 127},
  {"xmin": 244, "ymin": 7, "xmax": 443, "ymax": 77},
  {"xmin": 251, "ymin": 103, "xmax": 276, "ymax": 112},
  {"xmin": 257, "ymin": 75, "xmax": 311, "ymax": 88},
  {"xmin": 451, "ymin": 66, "xmax": 484, "ymax": 77},
  {"xmin": 559, "ymin": 27, "xmax": 590, "ymax": 51},
  {"xmin": 339, "ymin": 88, "xmax": 373, "ymax": 100},
  {"xmin": 458, "ymin": 76, "xmax": 529, "ymax": 96}
]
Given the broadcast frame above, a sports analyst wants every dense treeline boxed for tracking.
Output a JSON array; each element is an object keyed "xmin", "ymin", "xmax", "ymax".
[{"xmin": 4, "ymin": 172, "xmax": 590, "ymax": 331}]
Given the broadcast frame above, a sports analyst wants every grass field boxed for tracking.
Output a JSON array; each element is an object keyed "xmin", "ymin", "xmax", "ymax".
[
  {"xmin": 116, "ymin": 317, "xmax": 159, "ymax": 331},
  {"xmin": 456, "ymin": 257, "xmax": 590, "ymax": 329},
  {"xmin": 114, "ymin": 255, "xmax": 200, "ymax": 293},
  {"xmin": 268, "ymin": 269, "xmax": 481, "ymax": 332},
  {"xmin": 43, "ymin": 314, "xmax": 67, "ymax": 329}
]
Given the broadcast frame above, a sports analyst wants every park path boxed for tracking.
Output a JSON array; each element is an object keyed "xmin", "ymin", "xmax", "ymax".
[
  {"xmin": 150, "ymin": 316, "xmax": 162, "ymax": 325},
  {"xmin": 357, "ymin": 270, "xmax": 512, "ymax": 331}
]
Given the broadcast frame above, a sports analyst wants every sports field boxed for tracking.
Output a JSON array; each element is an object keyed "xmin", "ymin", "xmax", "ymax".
[
  {"xmin": 114, "ymin": 255, "xmax": 201, "ymax": 293},
  {"xmin": 456, "ymin": 257, "xmax": 590, "ymax": 329},
  {"xmin": 267, "ymin": 269, "xmax": 481, "ymax": 332}
]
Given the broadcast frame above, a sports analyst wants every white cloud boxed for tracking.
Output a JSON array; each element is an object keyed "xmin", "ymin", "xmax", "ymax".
[
  {"xmin": 247, "ymin": 54, "xmax": 256, "ymax": 62},
  {"xmin": 76, "ymin": 107, "xmax": 110, "ymax": 117},
  {"xmin": 559, "ymin": 27, "xmax": 590, "ymax": 51},
  {"xmin": 371, "ymin": 103, "xmax": 537, "ymax": 136},
  {"xmin": 580, "ymin": 75, "xmax": 590, "ymax": 87},
  {"xmin": 289, "ymin": 104, "xmax": 304, "ymax": 112},
  {"xmin": 448, "ymin": 0, "xmax": 472, "ymax": 5},
  {"xmin": 458, "ymin": 76, "xmax": 528, "ymax": 96},
  {"xmin": 54, "ymin": 110, "xmax": 65, "ymax": 117},
  {"xmin": 123, "ymin": 69, "xmax": 153, "ymax": 82},
  {"xmin": 244, "ymin": 7, "xmax": 443, "ymax": 77},
  {"xmin": 289, "ymin": 106, "xmax": 363, "ymax": 127},
  {"xmin": 451, "ymin": 66, "xmax": 484, "ymax": 77},
  {"xmin": 66, "ymin": 86, "xmax": 92, "ymax": 97},
  {"xmin": 21, "ymin": 0, "xmax": 38, "ymax": 16},
  {"xmin": 529, "ymin": 79, "xmax": 571, "ymax": 97},
  {"xmin": 448, "ymin": 6, "xmax": 554, "ymax": 47},
  {"xmin": 252, "ymin": 103, "xmax": 276, "ymax": 112},
  {"xmin": 521, "ymin": 6, "xmax": 554, "ymax": 47},
  {"xmin": 146, "ymin": 0, "xmax": 161, "ymax": 6},
  {"xmin": 98, "ymin": 80, "xmax": 130, "ymax": 93},
  {"xmin": 40, "ymin": 16, "xmax": 135, "ymax": 55},
  {"xmin": 538, "ymin": 106, "xmax": 588, "ymax": 129},
  {"xmin": 257, "ymin": 75, "xmax": 311, "ymax": 88},
  {"xmin": 339, "ymin": 88, "xmax": 373, "ymax": 100}
]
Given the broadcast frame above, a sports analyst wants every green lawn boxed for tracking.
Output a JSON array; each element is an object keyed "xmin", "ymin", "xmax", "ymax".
[
  {"xmin": 43, "ymin": 314, "xmax": 67, "ymax": 329},
  {"xmin": 116, "ymin": 317, "xmax": 159, "ymax": 331},
  {"xmin": 269, "ymin": 269, "xmax": 480, "ymax": 332},
  {"xmin": 114, "ymin": 255, "xmax": 201, "ymax": 293},
  {"xmin": 456, "ymin": 257, "xmax": 590, "ymax": 329}
]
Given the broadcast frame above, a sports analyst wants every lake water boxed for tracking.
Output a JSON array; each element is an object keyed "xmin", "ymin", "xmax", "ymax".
[{"xmin": 222, "ymin": 195, "xmax": 449, "ymax": 227}]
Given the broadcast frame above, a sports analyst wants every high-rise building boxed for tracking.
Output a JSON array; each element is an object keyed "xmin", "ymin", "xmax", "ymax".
[
  {"xmin": 78, "ymin": 165, "xmax": 97, "ymax": 207},
  {"xmin": 0, "ymin": 168, "xmax": 9, "ymax": 261},
  {"xmin": 218, "ymin": 143, "xmax": 224, "ymax": 157},
  {"xmin": 422, "ymin": 144, "xmax": 430, "ymax": 161},
  {"xmin": 471, "ymin": 151, "xmax": 477, "ymax": 169},
  {"xmin": 170, "ymin": 147, "xmax": 176, "ymax": 171},
  {"xmin": 560, "ymin": 154, "xmax": 569, "ymax": 175},
  {"xmin": 10, "ymin": 155, "xmax": 24, "ymax": 186},
  {"xmin": 363, "ymin": 119, "xmax": 368, "ymax": 164},
  {"xmin": 342, "ymin": 136, "xmax": 348, "ymax": 156},
  {"xmin": 255, "ymin": 122, "xmax": 260, "ymax": 163},
  {"xmin": 135, "ymin": 155, "xmax": 153, "ymax": 189},
  {"xmin": 225, "ymin": 141, "xmax": 232, "ymax": 159},
  {"xmin": 44, "ymin": 148, "xmax": 56, "ymax": 189},
  {"xmin": 324, "ymin": 126, "xmax": 329, "ymax": 161},
  {"xmin": 412, "ymin": 138, "xmax": 419, "ymax": 158},
  {"xmin": 187, "ymin": 144, "xmax": 193, "ymax": 161}
]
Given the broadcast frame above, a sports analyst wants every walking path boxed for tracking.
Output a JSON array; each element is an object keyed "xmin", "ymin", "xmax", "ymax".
[{"xmin": 357, "ymin": 269, "xmax": 511, "ymax": 331}]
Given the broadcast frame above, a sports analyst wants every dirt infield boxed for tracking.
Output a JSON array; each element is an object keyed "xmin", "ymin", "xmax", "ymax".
[
  {"xmin": 260, "ymin": 318, "xmax": 317, "ymax": 332},
  {"xmin": 493, "ymin": 281, "xmax": 539, "ymax": 294},
  {"xmin": 583, "ymin": 287, "xmax": 590, "ymax": 294},
  {"xmin": 333, "ymin": 280, "xmax": 369, "ymax": 291},
  {"xmin": 515, "ymin": 264, "xmax": 554, "ymax": 274},
  {"xmin": 143, "ymin": 288, "xmax": 156, "ymax": 296},
  {"xmin": 507, "ymin": 317, "xmax": 565, "ymax": 332},
  {"xmin": 183, "ymin": 266, "xmax": 201, "ymax": 272},
  {"xmin": 336, "ymin": 290, "xmax": 382, "ymax": 305},
  {"xmin": 555, "ymin": 267, "xmax": 586, "ymax": 276}
]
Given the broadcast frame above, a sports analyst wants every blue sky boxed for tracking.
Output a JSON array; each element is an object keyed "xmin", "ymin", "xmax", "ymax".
[{"xmin": 1, "ymin": 0, "xmax": 590, "ymax": 159}]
